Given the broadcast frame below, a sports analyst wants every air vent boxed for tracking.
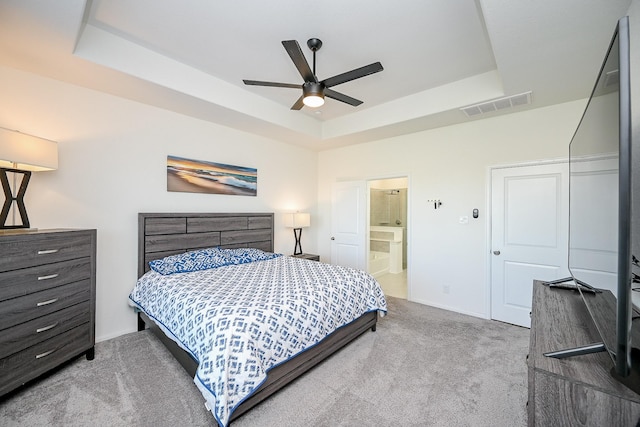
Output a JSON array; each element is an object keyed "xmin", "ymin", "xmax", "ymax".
[{"xmin": 460, "ymin": 91, "xmax": 532, "ymax": 118}]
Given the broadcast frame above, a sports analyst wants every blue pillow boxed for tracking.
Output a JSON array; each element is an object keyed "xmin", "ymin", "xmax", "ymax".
[
  {"xmin": 149, "ymin": 247, "xmax": 230, "ymax": 275},
  {"xmin": 222, "ymin": 248, "xmax": 282, "ymax": 265}
]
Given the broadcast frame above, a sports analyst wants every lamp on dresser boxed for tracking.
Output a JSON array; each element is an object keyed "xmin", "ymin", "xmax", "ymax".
[
  {"xmin": 0, "ymin": 127, "xmax": 58, "ymax": 229},
  {"xmin": 283, "ymin": 212, "xmax": 310, "ymax": 255}
]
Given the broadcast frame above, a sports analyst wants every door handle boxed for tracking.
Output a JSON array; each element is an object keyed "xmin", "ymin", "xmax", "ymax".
[
  {"xmin": 37, "ymin": 249, "xmax": 59, "ymax": 255},
  {"xmin": 493, "ymin": 250, "xmax": 501, "ymax": 255},
  {"xmin": 331, "ymin": 237, "xmax": 335, "ymax": 240}
]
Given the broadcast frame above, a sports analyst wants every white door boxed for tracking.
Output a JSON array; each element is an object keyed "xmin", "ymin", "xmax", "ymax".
[
  {"xmin": 491, "ymin": 162, "xmax": 570, "ymax": 327},
  {"xmin": 569, "ymin": 156, "xmax": 619, "ymax": 294},
  {"xmin": 331, "ymin": 180, "xmax": 367, "ymax": 270}
]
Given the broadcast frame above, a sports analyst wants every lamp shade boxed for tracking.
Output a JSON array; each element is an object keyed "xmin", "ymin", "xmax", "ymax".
[
  {"xmin": 283, "ymin": 212, "xmax": 310, "ymax": 228},
  {"xmin": 0, "ymin": 127, "xmax": 58, "ymax": 171}
]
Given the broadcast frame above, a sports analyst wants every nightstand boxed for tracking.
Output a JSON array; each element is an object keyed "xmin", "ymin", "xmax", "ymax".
[{"xmin": 291, "ymin": 253, "xmax": 320, "ymax": 262}]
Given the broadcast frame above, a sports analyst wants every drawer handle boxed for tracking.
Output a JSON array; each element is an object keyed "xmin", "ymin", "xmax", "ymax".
[
  {"xmin": 35, "ymin": 349, "xmax": 55, "ymax": 359},
  {"xmin": 36, "ymin": 298, "xmax": 58, "ymax": 307},
  {"xmin": 38, "ymin": 273, "xmax": 59, "ymax": 281},
  {"xmin": 37, "ymin": 249, "xmax": 59, "ymax": 255},
  {"xmin": 36, "ymin": 322, "xmax": 59, "ymax": 333}
]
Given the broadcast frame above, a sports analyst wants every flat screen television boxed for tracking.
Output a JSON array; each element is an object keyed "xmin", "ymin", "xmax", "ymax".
[{"xmin": 547, "ymin": 15, "xmax": 639, "ymax": 392}]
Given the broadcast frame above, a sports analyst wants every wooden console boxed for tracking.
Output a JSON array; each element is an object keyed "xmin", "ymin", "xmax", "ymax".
[{"xmin": 528, "ymin": 280, "xmax": 640, "ymax": 425}]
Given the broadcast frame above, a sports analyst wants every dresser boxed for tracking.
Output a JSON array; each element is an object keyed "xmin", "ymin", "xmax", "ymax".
[
  {"xmin": 0, "ymin": 229, "xmax": 96, "ymax": 397},
  {"xmin": 528, "ymin": 280, "xmax": 640, "ymax": 425}
]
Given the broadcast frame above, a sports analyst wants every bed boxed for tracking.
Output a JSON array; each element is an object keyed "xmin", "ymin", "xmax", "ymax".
[{"xmin": 130, "ymin": 212, "xmax": 387, "ymax": 426}]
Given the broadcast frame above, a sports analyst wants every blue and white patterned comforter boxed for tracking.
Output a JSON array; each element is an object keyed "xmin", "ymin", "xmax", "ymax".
[{"xmin": 129, "ymin": 255, "xmax": 387, "ymax": 426}]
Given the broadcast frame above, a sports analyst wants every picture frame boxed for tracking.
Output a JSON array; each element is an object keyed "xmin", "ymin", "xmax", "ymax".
[{"xmin": 167, "ymin": 155, "xmax": 257, "ymax": 196}]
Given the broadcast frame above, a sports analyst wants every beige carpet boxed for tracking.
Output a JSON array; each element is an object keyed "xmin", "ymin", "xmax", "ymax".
[{"xmin": 0, "ymin": 296, "xmax": 529, "ymax": 426}]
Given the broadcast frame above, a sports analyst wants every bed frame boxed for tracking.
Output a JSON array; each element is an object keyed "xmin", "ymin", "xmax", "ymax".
[{"xmin": 137, "ymin": 212, "xmax": 377, "ymax": 422}]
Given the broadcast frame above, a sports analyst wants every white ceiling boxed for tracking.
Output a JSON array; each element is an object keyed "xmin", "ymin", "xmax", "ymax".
[{"xmin": 0, "ymin": 0, "xmax": 632, "ymax": 150}]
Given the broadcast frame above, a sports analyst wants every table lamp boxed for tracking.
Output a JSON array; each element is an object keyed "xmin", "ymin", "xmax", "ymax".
[
  {"xmin": 0, "ymin": 127, "xmax": 58, "ymax": 229},
  {"xmin": 284, "ymin": 212, "xmax": 310, "ymax": 255}
]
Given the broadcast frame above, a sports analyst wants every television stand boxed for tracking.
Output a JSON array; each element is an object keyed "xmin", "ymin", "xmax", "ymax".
[
  {"xmin": 541, "ymin": 278, "xmax": 607, "ymax": 358},
  {"xmin": 543, "ymin": 342, "xmax": 607, "ymax": 358},
  {"xmin": 528, "ymin": 280, "xmax": 640, "ymax": 426},
  {"xmin": 542, "ymin": 277, "xmax": 601, "ymax": 293}
]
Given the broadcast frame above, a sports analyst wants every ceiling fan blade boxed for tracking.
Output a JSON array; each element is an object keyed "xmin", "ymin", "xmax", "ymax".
[
  {"xmin": 325, "ymin": 88, "xmax": 363, "ymax": 106},
  {"xmin": 291, "ymin": 95, "xmax": 305, "ymax": 110},
  {"xmin": 243, "ymin": 80, "xmax": 300, "ymax": 89},
  {"xmin": 282, "ymin": 40, "xmax": 317, "ymax": 83},
  {"xmin": 322, "ymin": 62, "xmax": 383, "ymax": 88}
]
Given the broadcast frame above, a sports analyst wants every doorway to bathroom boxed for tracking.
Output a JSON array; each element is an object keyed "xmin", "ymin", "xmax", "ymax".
[{"xmin": 368, "ymin": 177, "xmax": 408, "ymax": 299}]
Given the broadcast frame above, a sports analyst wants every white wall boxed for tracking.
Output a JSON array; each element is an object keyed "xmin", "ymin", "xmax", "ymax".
[
  {"xmin": 317, "ymin": 101, "xmax": 586, "ymax": 318},
  {"xmin": 0, "ymin": 66, "xmax": 318, "ymax": 342}
]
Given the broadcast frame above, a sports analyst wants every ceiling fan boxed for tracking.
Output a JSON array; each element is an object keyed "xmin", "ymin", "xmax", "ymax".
[{"xmin": 243, "ymin": 38, "xmax": 383, "ymax": 110}]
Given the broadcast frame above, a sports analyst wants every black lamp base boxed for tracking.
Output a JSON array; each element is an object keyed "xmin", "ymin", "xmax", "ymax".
[
  {"xmin": 293, "ymin": 227, "xmax": 303, "ymax": 255},
  {"xmin": 0, "ymin": 167, "xmax": 31, "ymax": 229}
]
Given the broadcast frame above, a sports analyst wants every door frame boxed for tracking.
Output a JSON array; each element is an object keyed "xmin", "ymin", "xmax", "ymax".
[
  {"xmin": 333, "ymin": 172, "xmax": 412, "ymax": 300},
  {"xmin": 367, "ymin": 174, "xmax": 411, "ymax": 300},
  {"xmin": 486, "ymin": 157, "xmax": 569, "ymax": 321}
]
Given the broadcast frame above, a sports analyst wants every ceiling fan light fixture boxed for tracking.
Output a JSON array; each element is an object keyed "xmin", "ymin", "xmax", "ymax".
[
  {"xmin": 302, "ymin": 82, "xmax": 325, "ymax": 108},
  {"xmin": 243, "ymin": 38, "xmax": 383, "ymax": 110},
  {"xmin": 303, "ymin": 95, "xmax": 324, "ymax": 108}
]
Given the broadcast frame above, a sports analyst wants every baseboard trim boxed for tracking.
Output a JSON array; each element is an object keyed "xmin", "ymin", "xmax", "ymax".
[{"xmin": 408, "ymin": 297, "xmax": 488, "ymax": 320}]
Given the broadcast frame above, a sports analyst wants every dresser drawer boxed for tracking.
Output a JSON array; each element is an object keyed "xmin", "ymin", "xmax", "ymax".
[
  {"xmin": 0, "ymin": 231, "xmax": 92, "ymax": 273},
  {"xmin": 0, "ymin": 325, "xmax": 91, "ymax": 396},
  {"xmin": 0, "ymin": 301, "xmax": 90, "ymax": 359},
  {"xmin": 0, "ymin": 257, "xmax": 91, "ymax": 302},
  {"xmin": 0, "ymin": 279, "xmax": 91, "ymax": 330}
]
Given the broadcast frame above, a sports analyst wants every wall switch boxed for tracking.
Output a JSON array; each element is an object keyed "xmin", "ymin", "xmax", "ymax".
[
  {"xmin": 443, "ymin": 285, "xmax": 450, "ymax": 294},
  {"xmin": 459, "ymin": 216, "xmax": 469, "ymax": 224}
]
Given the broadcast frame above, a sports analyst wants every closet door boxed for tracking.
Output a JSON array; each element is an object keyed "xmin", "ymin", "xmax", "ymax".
[
  {"xmin": 331, "ymin": 180, "xmax": 366, "ymax": 270},
  {"xmin": 491, "ymin": 162, "xmax": 569, "ymax": 327}
]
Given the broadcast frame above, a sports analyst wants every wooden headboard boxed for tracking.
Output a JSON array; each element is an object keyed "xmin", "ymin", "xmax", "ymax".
[{"xmin": 138, "ymin": 212, "xmax": 274, "ymax": 277}]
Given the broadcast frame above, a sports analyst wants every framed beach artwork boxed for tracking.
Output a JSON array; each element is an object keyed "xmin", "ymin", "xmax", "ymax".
[{"xmin": 167, "ymin": 155, "xmax": 257, "ymax": 196}]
